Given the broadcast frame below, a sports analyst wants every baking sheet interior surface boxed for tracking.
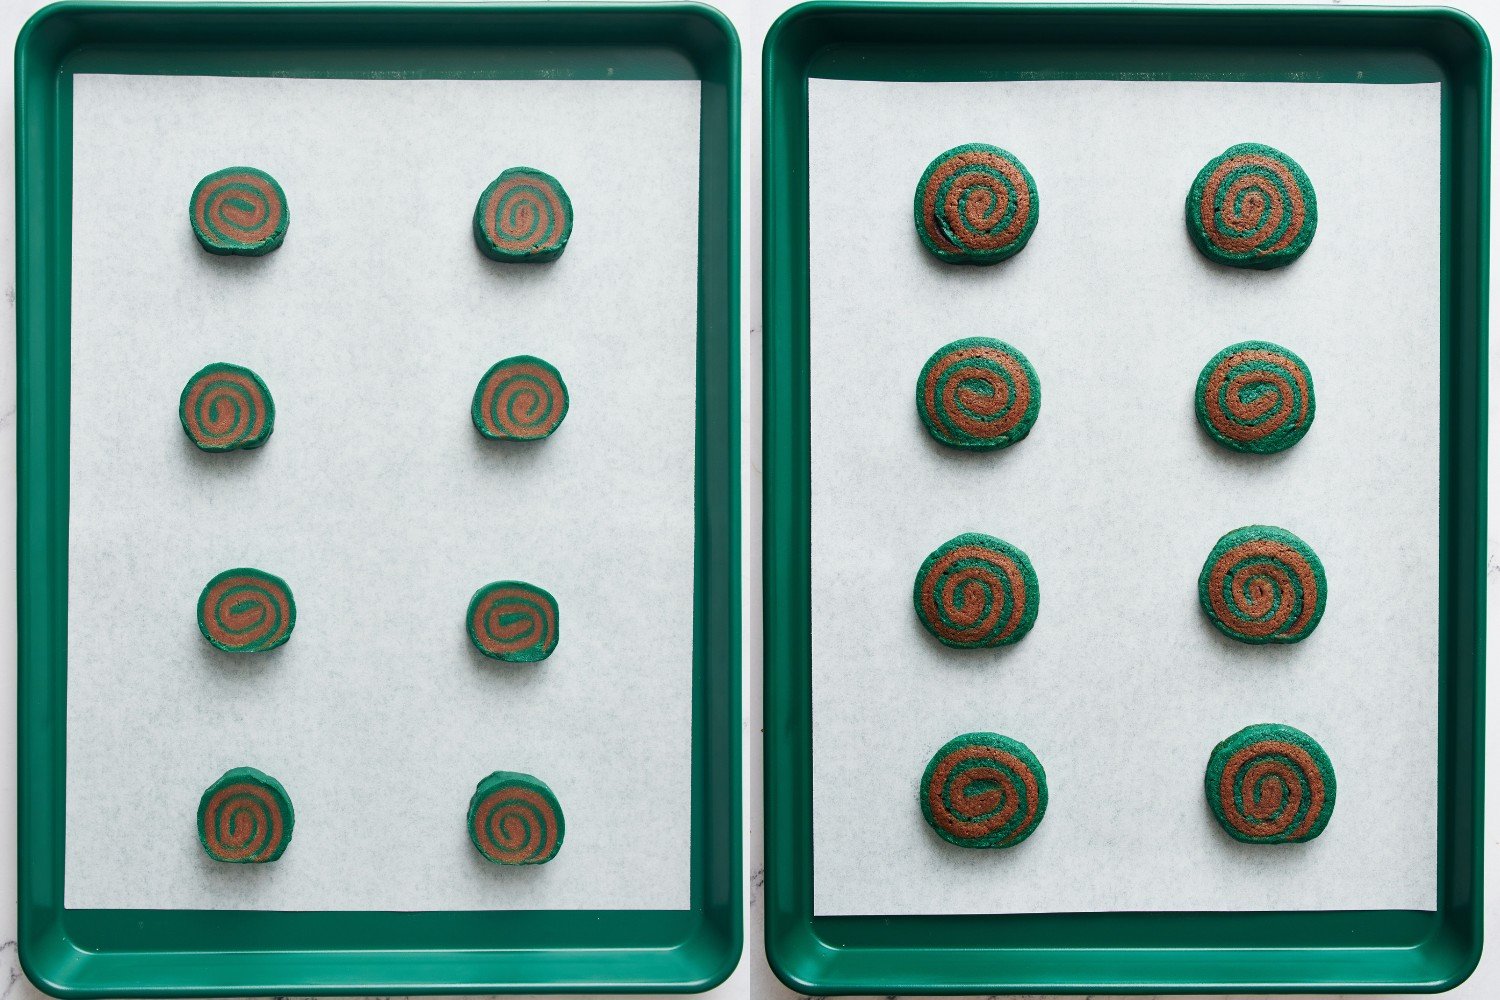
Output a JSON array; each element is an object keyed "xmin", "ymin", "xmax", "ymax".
[
  {"xmin": 809, "ymin": 77, "xmax": 1440, "ymax": 916},
  {"xmin": 66, "ymin": 73, "xmax": 701, "ymax": 911}
]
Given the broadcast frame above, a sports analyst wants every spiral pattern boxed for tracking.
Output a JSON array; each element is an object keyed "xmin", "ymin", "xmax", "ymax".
[
  {"xmin": 473, "ymin": 167, "xmax": 573, "ymax": 262},
  {"xmin": 917, "ymin": 338, "xmax": 1040, "ymax": 449},
  {"xmin": 197, "ymin": 568, "xmax": 296, "ymax": 653},
  {"xmin": 1199, "ymin": 525, "xmax": 1326, "ymax": 644},
  {"xmin": 468, "ymin": 581, "xmax": 559, "ymax": 662},
  {"xmin": 468, "ymin": 771, "xmax": 565, "ymax": 865},
  {"xmin": 471, "ymin": 356, "xmax": 569, "ymax": 441},
  {"xmin": 197, "ymin": 767, "xmax": 294, "ymax": 863},
  {"xmin": 914, "ymin": 533, "xmax": 1039, "ymax": 648},
  {"xmin": 1187, "ymin": 143, "xmax": 1316, "ymax": 269},
  {"xmin": 190, "ymin": 167, "xmax": 289, "ymax": 256},
  {"xmin": 178, "ymin": 362, "xmax": 275, "ymax": 452},
  {"xmin": 1195, "ymin": 341, "xmax": 1315, "ymax": 454},
  {"xmin": 920, "ymin": 732, "xmax": 1047, "ymax": 849},
  {"xmin": 1206, "ymin": 724, "xmax": 1335, "ymax": 844},
  {"xmin": 914, "ymin": 143, "xmax": 1039, "ymax": 265}
]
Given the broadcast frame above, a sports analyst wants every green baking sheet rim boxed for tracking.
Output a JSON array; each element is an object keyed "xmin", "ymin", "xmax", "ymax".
[
  {"xmin": 763, "ymin": 2, "xmax": 1487, "ymax": 994},
  {"xmin": 15, "ymin": 2, "xmax": 740, "ymax": 995}
]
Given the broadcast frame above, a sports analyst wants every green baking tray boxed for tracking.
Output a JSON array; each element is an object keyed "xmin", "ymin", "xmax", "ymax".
[
  {"xmin": 15, "ymin": 2, "xmax": 739, "ymax": 995},
  {"xmin": 763, "ymin": 2, "xmax": 1487, "ymax": 994}
]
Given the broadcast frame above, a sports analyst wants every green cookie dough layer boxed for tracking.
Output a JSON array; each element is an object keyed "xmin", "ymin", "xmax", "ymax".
[
  {"xmin": 190, "ymin": 166, "xmax": 289, "ymax": 256},
  {"xmin": 179, "ymin": 362, "xmax": 275, "ymax": 452},
  {"xmin": 1186, "ymin": 143, "xmax": 1316, "ymax": 269},
  {"xmin": 1195, "ymin": 341, "xmax": 1315, "ymax": 454},
  {"xmin": 468, "ymin": 770, "xmax": 565, "ymax": 864},
  {"xmin": 197, "ymin": 766, "xmax": 295, "ymax": 863},
  {"xmin": 197, "ymin": 567, "xmax": 296, "ymax": 653},
  {"xmin": 917, "ymin": 337, "xmax": 1040, "ymax": 449},
  {"xmin": 913, "ymin": 143, "xmax": 1039, "ymax": 265},
  {"xmin": 468, "ymin": 580, "xmax": 559, "ymax": 662},
  {"xmin": 471, "ymin": 355, "xmax": 569, "ymax": 440},
  {"xmin": 913, "ymin": 533, "xmax": 1039, "ymax": 648},
  {"xmin": 473, "ymin": 167, "xmax": 573, "ymax": 262},
  {"xmin": 1205, "ymin": 723, "xmax": 1336, "ymax": 844},
  {"xmin": 920, "ymin": 731, "xmax": 1047, "ymax": 849},
  {"xmin": 1199, "ymin": 525, "xmax": 1326, "ymax": 644}
]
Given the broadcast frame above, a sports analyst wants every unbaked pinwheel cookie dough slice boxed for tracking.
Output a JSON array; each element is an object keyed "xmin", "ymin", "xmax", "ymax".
[
  {"xmin": 179, "ymin": 363, "xmax": 275, "ymax": 452},
  {"xmin": 471, "ymin": 356, "xmax": 569, "ymax": 440},
  {"xmin": 197, "ymin": 766, "xmax": 295, "ymax": 863},
  {"xmin": 473, "ymin": 167, "xmax": 573, "ymax": 262},
  {"xmin": 190, "ymin": 167, "xmax": 289, "ymax": 256},
  {"xmin": 197, "ymin": 568, "xmax": 296, "ymax": 653},
  {"xmin": 467, "ymin": 581, "xmax": 559, "ymax": 662},
  {"xmin": 467, "ymin": 770, "xmax": 565, "ymax": 865}
]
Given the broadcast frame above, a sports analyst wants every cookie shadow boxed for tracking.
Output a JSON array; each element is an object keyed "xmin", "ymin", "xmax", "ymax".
[
  {"xmin": 463, "ymin": 633, "xmax": 552, "ymax": 694},
  {"xmin": 915, "ymin": 419, "xmax": 1034, "ymax": 472},
  {"xmin": 1189, "ymin": 422, "xmax": 1295, "ymax": 474},
  {"xmin": 181, "ymin": 437, "xmax": 267, "ymax": 476},
  {"xmin": 468, "ymin": 426, "xmax": 557, "ymax": 477},
  {"xmin": 1195, "ymin": 598, "xmax": 1322, "ymax": 668},
  {"xmin": 467, "ymin": 240, "xmax": 570, "ymax": 292},
  {"xmin": 911, "ymin": 612, "xmax": 1029, "ymax": 671},
  {"xmin": 184, "ymin": 229, "xmax": 283, "ymax": 280},
  {"xmin": 1183, "ymin": 230, "xmax": 1301, "ymax": 288}
]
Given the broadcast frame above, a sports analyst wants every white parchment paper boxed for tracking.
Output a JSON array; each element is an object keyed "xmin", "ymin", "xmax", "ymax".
[
  {"xmin": 66, "ymin": 74, "xmax": 699, "ymax": 910},
  {"xmin": 809, "ymin": 79, "xmax": 1441, "ymax": 915}
]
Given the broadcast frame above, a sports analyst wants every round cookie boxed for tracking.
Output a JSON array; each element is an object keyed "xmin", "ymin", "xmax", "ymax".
[
  {"xmin": 917, "ymin": 337, "xmax": 1040, "ymax": 449},
  {"xmin": 197, "ymin": 568, "xmax": 296, "ymax": 653},
  {"xmin": 914, "ymin": 143, "xmax": 1039, "ymax": 265},
  {"xmin": 468, "ymin": 770, "xmax": 565, "ymax": 865},
  {"xmin": 473, "ymin": 167, "xmax": 573, "ymax": 262},
  {"xmin": 471, "ymin": 356, "xmax": 569, "ymax": 440},
  {"xmin": 1199, "ymin": 525, "xmax": 1326, "ymax": 644},
  {"xmin": 1186, "ymin": 143, "xmax": 1316, "ymax": 269},
  {"xmin": 920, "ymin": 731, "xmax": 1047, "ymax": 849},
  {"xmin": 197, "ymin": 766, "xmax": 295, "ymax": 863},
  {"xmin": 1205, "ymin": 723, "xmax": 1335, "ymax": 844},
  {"xmin": 468, "ymin": 581, "xmax": 559, "ymax": 662},
  {"xmin": 190, "ymin": 167, "xmax": 289, "ymax": 256},
  {"xmin": 1195, "ymin": 341, "xmax": 1315, "ymax": 454},
  {"xmin": 179, "ymin": 362, "xmax": 275, "ymax": 452},
  {"xmin": 913, "ymin": 533, "xmax": 1039, "ymax": 648}
]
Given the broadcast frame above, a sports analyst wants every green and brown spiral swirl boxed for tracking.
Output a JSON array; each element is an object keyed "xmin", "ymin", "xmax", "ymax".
[
  {"xmin": 190, "ymin": 167, "xmax": 289, "ymax": 256},
  {"xmin": 920, "ymin": 732, "xmax": 1047, "ymax": 849},
  {"xmin": 197, "ymin": 568, "xmax": 296, "ymax": 653},
  {"xmin": 471, "ymin": 356, "xmax": 569, "ymax": 441},
  {"xmin": 917, "ymin": 337, "xmax": 1040, "ymax": 449},
  {"xmin": 468, "ymin": 770, "xmax": 565, "ymax": 865},
  {"xmin": 468, "ymin": 581, "xmax": 558, "ymax": 662},
  {"xmin": 179, "ymin": 363, "xmax": 275, "ymax": 452},
  {"xmin": 197, "ymin": 767, "xmax": 294, "ymax": 863},
  {"xmin": 1187, "ymin": 143, "xmax": 1316, "ymax": 269},
  {"xmin": 914, "ymin": 143, "xmax": 1039, "ymax": 265},
  {"xmin": 913, "ymin": 533, "xmax": 1039, "ymax": 648},
  {"xmin": 1195, "ymin": 341, "xmax": 1315, "ymax": 454},
  {"xmin": 473, "ymin": 167, "xmax": 573, "ymax": 262},
  {"xmin": 1205, "ymin": 723, "xmax": 1336, "ymax": 844},
  {"xmin": 1199, "ymin": 525, "xmax": 1326, "ymax": 644}
]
